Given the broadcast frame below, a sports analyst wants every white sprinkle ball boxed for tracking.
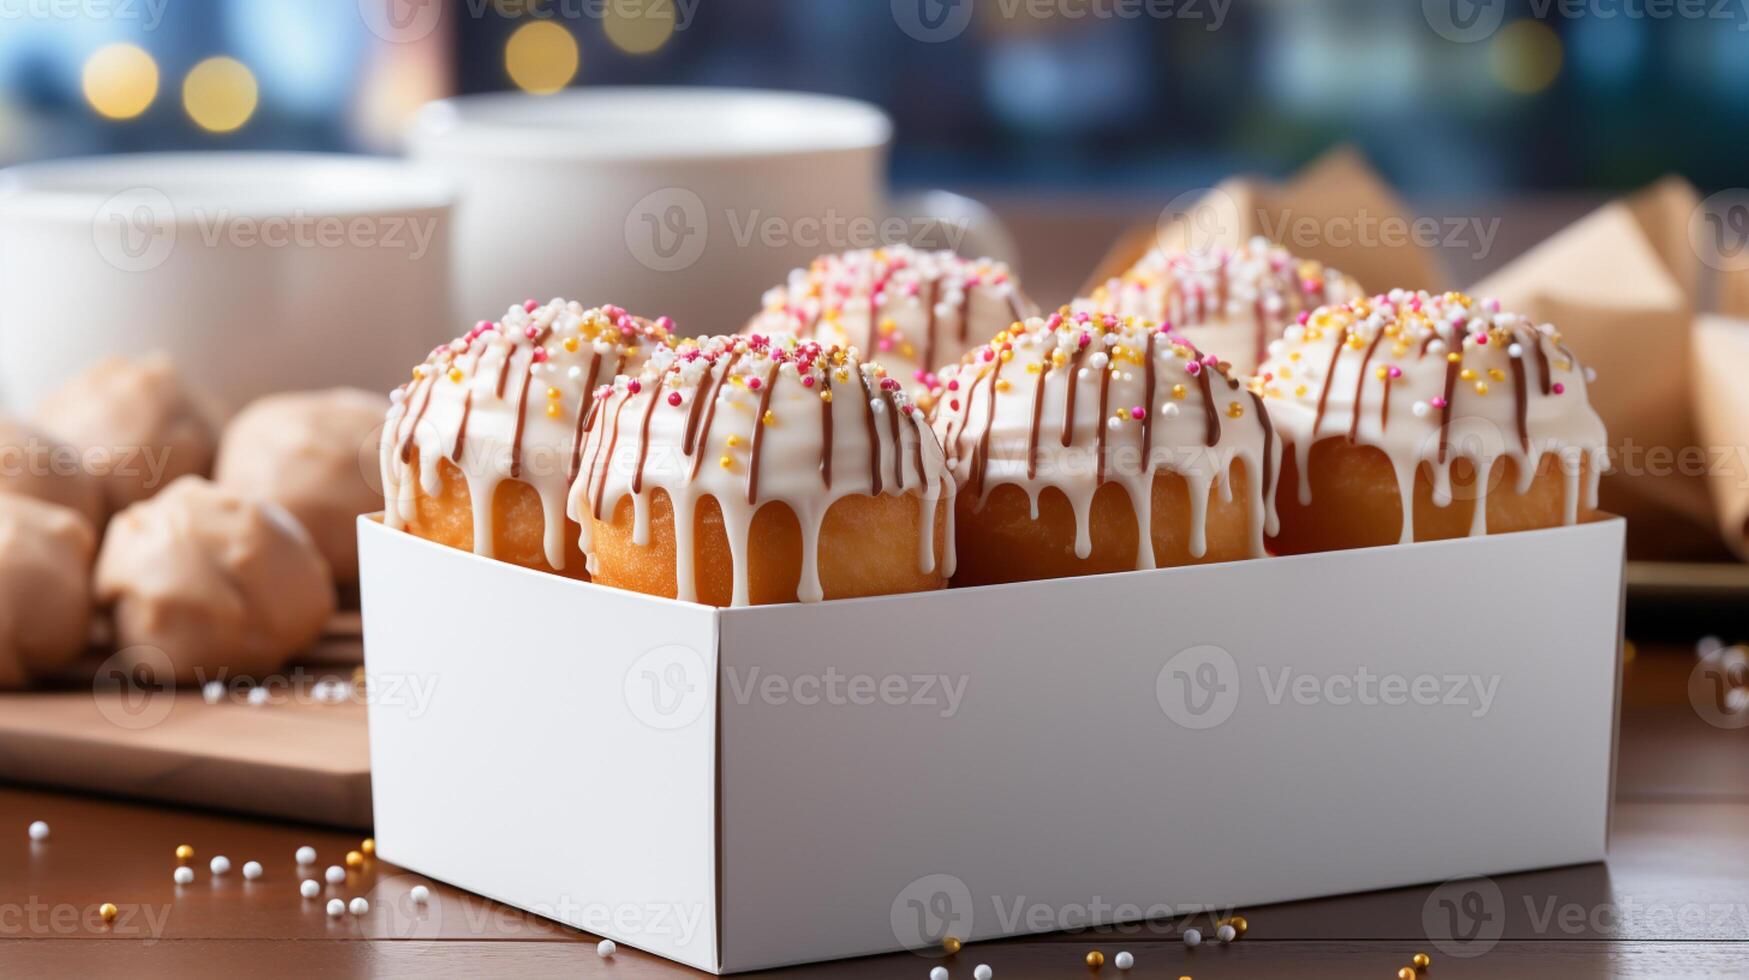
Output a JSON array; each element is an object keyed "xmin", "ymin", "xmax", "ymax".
[
  {"xmin": 597, "ymin": 940, "xmax": 617, "ymax": 957},
  {"xmin": 27, "ymin": 820, "xmax": 49, "ymax": 842},
  {"xmin": 1161, "ymin": 402, "xmax": 1179, "ymax": 418},
  {"xmin": 1183, "ymin": 927, "xmax": 1202, "ymax": 946},
  {"xmin": 1114, "ymin": 950, "xmax": 1134, "ymax": 970},
  {"xmin": 325, "ymin": 865, "xmax": 345, "ymax": 884},
  {"xmin": 243, "ymin": 861, "xmax": 263, "ymax": 880},
  {"xmin": 173, "ymin": 867, "xmax": 195, "ymax": 885},
  {"xmin": 326, "ymin": 899, "xmax": 345, "ymax": 918},
  {"xmin": 201, "ymin": 681, "xmax": 225, "ymax": 704},
  {"xmin": 209, "ymin": 855, "xmax": 231, "ymax": 875},
  {"xmin": 974, "ymin": 964, "xmax": 994, "ymax": 980},
  {"xmin": 246, "ymin": 687, "xmax": 269, "ymax": 707},
  {"xmin": 349, "ymin": 897, "xmax": 369, "ymax": 916},
  {"xmin": 1216, "ymin": 923, "xmax": 1237, "ymax": 943},
  {"xmin": 300, "ymin": 879, "xmax": 320, "ymax": 899},
  {"xmin": 929, "ymin": 968, "xmax": 949, "ymax": 980},
  {"xmin": 1411, "ymin": 400, "xmax": 1431, "ymax": 419},
  {"xmin": 409, "ymin": 885, "xmax": 430, "ymax": 905},
  {"xmin": 1508, "ymin": 343, "xmax": 1524, "ymax": 358},
  {"xmin": 295, "ymin": 846, "xmax": 316, "ymax": 865}
]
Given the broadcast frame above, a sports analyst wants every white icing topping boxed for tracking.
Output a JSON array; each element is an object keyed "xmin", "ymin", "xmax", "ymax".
[
  {"xmin": 568, "ymin": 334, "xmax": 954, "ymax": 606},
  {"xmin": 930, "ymin": 310, "xmax": 1280, "ymax": 567},
  {"xmin": 1254, "ymin": 289, "xmax": 1609, "ymax": 542},
  {"xmin": 1081, "ymin": 236, "xmax": 1364, "ymax": 377},
  {"xmin": 746, "ymin": 246, "xmax": 1036, "ymax": 399},
  {"xmin": 380, "ymin": 299, "xmax": 673, "ymax": 572}
]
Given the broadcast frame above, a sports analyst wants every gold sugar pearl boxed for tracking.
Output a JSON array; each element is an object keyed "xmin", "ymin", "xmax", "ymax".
[
  {"xmin": 175, "ymin": 844, "xmax": 194, "ymax": 862},
  {"xmin": 545, "ymin": 403, "xmax": 561, "ymax": 418},
  {"xmin": 1474, "ymin": 381, "xmax": 1489, "ymax": 395},
  {"xmin": 1172, "ymin": 384, "xmax": 1187, "ymax": 400},
  {"xmin": 995, "ymin": 379, "xmax": 1012, "ymax": 393},
  {"xmin": 345, "ymin": 850, "xmax": 364, "ymax": 869},
  {"xmin": 546, "ymin": 386, "xmax": 561, "ymax": 400},
  {"xmin": 726, "ymin": 435, "xmax": 741, "ymax": 448},
  {"xmin": 1226, "ymin": 401, "xmax": 1245, "ymax": 419},
  {"xmin": 1085, "ymin": 950, "xmax": 1105, "ymax": 968},
  {"xmin": 1459, "ymin": 368, "xmax": 1476, "ymax": 382},
  {"xmin": 1398, "ymin": 969, "xmax": 1417, "ymax": 980},
  {"xmin": 448, "ymin": 368, "xmax": 464, "ymax": 383},
  {"xmin": 361, "ymin": 838, "xmax": 375, "ymax": 856},
  {"xmin": 762, "ymin": 410, "xmax": 776, "ymax": 426},
  {"xmin": 941, "ymin": 936, "xmax": 962, "ymax": 955},
  {"xmin": 1488, "ymin": 368, "xmax": 1506, "ymax": 382},
  {"xmin": 819, "ymin": 390, "xmax": 833, "ymax": 403},
  {"xmin": 1412, "ymin": 952, "xmax": 1431, "ymax": 969},
  {"xmin": 1288, "ymin": 351, "xmax": 1302, "ymax": 362},
  {"xmin": 719, "ymin": 455, "xmax": 733, "ymax": 470},
  {"xmin": 1224, "ymin": 914, "xmax": 1248, "ymax": 937},
  {"xmin": 99, "ymin": 903, "xmax": 118, "ymax": 923},
  {"xmin": 1295, "ymin": 384, "xmax": 1309, "ymax": 397},
  {"xmin": 563, "ymin": 337, "xmax": 579, "ymax": 353}
]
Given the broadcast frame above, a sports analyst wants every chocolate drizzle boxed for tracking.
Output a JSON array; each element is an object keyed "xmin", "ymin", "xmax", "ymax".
[
  {"xmin": 1195, "ymin": 367, "xmax": 1220, "ymax": 447},
  {"xmin": 1140, "ymin": 332, "xmax": 1158, "ymax": 470},
  {"xmin": 818, "ymin": 371, "xmax": 834, "ymax": 490},
  {"xmin": 508, "ymin": 361, "xmax": 534, "ymax": 479},
  {"xmin": 1437, "ymin": 356, "xmax": 1460, "ymax": 463},
  {"xmin": 397, "ymin": 377, "xmax": 435, "ymax": 464},
  {"xmin": 747, "ymin": 363, "xmax": 780, "ymax": 504},
  {"xmin": 1094, "ymin": 354, "xmax": 1112, "ymax": 485},
  {"xmin": 451, "ymin": 390, "xmax": 473, "ymax": 463},
  {"xmin": 855, "ymin": 367, "xmax": 882, "ymax": 496},
  {"xmin": 1311, "ymin": 325, "xmax": 1349, "ymax": 439},
  {"xmin": 687, "ymin": 354, "xmax": 740, "ymax": 482},
  {"xmin": 1026, "ymin": 360, "xmax": 1048, "ymax": 480},
  {"xmin": 882, "ymin": 389, "xmax": 905, "ymax": 491},
  {"xmin": 1349, "ymin": 328, "xmax": 1387, "ymax": 444},
  {"xmin": 971, "ymin": 355, "xmax": 1004, "ymax": 496},
  {"xmin": 566, "ymin": 357, "xmax": 605, "ymax": 482},
  {"xmin": 1061, "ymin": 344, "xmax": 1088, "ymax": 447}
]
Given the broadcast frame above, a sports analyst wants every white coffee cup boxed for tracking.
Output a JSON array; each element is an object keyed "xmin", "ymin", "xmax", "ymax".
[
  {"xmin": 408, "ymin": 87, "xmax": 1013, "ymax": 337},
  {"xmin": 0, "ymin": 152, "xmax": 454, "ymax": 415}
]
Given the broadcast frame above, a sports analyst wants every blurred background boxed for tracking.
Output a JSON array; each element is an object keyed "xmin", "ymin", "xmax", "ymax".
[{"xmin": 4, "ymin": 0, "xmax": 1746, "ymax": 196}]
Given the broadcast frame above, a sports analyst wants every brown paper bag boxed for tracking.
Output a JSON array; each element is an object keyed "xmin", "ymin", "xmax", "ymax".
[
  {"xmin": 1472, "ymin": 186, "xmax": 1729, "ymax": 560},
  {"xmin": 1082, "ymin": 147, "xmax": 1448, "ymax": 297},
  {"xmin": 1693, "ymin": 315, "xmax": 1749, "ymax": 559}
]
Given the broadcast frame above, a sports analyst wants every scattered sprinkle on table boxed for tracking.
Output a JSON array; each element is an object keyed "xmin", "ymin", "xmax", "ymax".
[
  {"xmin": 344, "ymin": 849, "xmax": 364, "ymax": 869},
  {"xmin": 27, "ymin": 820, "xmax": 49, "ymax": 842},
  {"xmin": 973, "ymin": 964, "xmax": 993, "ymax": 980},
  {"xmin": 597, "ymin": 940, "xmax": 617, "ymax": 957},
  {"xmin": 209, "ymin": 855, "xmax": 231, "ymax": 875},
  {"xmin": 409, "ymin": 885, "xmax": 430, "ymax": 905},
  {"xmin": 295, "ymin": 846, "xmax": 316, "ymax": 865},
  {"xmin": 361, "ymin": 837, "xmax": 375, "ymax": 856},
  {"xmin": 1182, "ymin": 928, "xmax": 1202, "ymax": 946},
  {"xmin": 202, "ymin": 681, "xmax": 225, "ymax": 704},
  {"xmin": 349, "ymin": 897, "xmax": 369, "ymax": 916},
  {"xmin": 929, "ymin": 968, "xmax": 948, "ymax": 980},
  {"xmin": 242, "ymin": 861, "xmax": 263, "ymax": 880},
  {"xmin": 1413, "ymin": 952, "xmax": 1432, "ymax": 969},
  {"xmin": 99, "ymin": 903, "xmax": 118, "ymax": 923},
  {"xmin": 1085, "ymin": 950, "xmax": 1105, "ymax": 968},
  {"xmin": 1216, "ymin": 923, "xmax": 1237, "ymax": 943},
  {"xmin": 942, "ymin": 936, "xmax": 962, "ymax": 954},
  {"xmin": 1114, "ymin": 951, "xmax": 1134, "ymax": 969},
  {"xmin": 175, "ymin": 844, "xmax": 194, "ymax": 862},
  {"xmin": 324, "ymin": 865, "xmax": 345, "ymax": 884},
  {"xmin": 326, "ymin": 899, "xmax": 345, "ymax": 917},
  {"xmin": 173, "ymin": 867, "xmax": 194, "ymax": 885},
  {"xmin": 300, "ymin": 880, "xmax": 320, "ymax": 899}
]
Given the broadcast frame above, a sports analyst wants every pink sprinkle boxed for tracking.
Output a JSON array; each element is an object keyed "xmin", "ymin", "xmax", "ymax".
[
  {"xmin": 1185, "ymin": 361, "xmax": 1202, "ymax": 376},
  {"xmin": 1078, "ymin": 333, "xmax": 1092, "ymax": 349},
  {"xmin": 530, "ymin": 347, "xmax": 548, "ymax": 363},
  {"xmin": 1130, "ymin": 406, "xmax": 1145, "ymax": 420},
  {"xmin": 1202, "ymin": 354, "xmax": 1220, "ymax": 367},
  {"xmin": 655, "ymin": 316, "xmax": 674, "ymax": 332},
  {"xmin": 1387, "ymin": 365, "xmax": 1402, "ymax": 379},
  {"xmin": 801, "ymin": 375, "xmax": 816, "ymax": 388},
  {"xmin": 901, "ymin": 404, "xmax": 915, "ymax": 416},
  {"xmin": 1430, "ymin": 396, "xmax": 1447, "ymax": 409},
  {"xmin": 1552, "ymin": 382, "xmax": 1566, "ymax": 395},
  {"xmin": 878, "ymin": 338, "xmax": 893, "ymax": 352},
  {"xmin": 625, "ymin": 379, "xmax": 641, "ymax": 394},
  {"xmin": 1475, "ymin": 334, "xmax": 1488, "ymax": 346},
  {"xmin": 667, "ymin": 391, "xmax": 682, "ymax": 407},
  {"xmin": 746, "ymin": 377, "xmax": 762, "ymax": 391},
  {"xmin": 523, "ymin": 299, "xmax": 539, "ymax": 313},
  {"xmin": 1487, "ymin": 298, "xmax": 1501, "ymax": 312},
  {"xmin": 947, "ymin": 380, "xmax": 960, "ymax": 391},
  {"xmin": 881, "ymin": 378, "xmax": 901, "ymax": 392},
  {"xmin": 913, "ymin": 369, "xmax": 929, "ymax": 382},
  {"xmin": 525, "ymin": 326, "xmax": 540, "ymax": 340},
  {"xmin": 949, "ymin": 399, "xmax": 961, "ymax": 411},
  {"xmin": 982, "ymin": 349, "xmax": 996, "ymax": 362},
  {"xmin": 1296, "ymin": 311, "xmax": 1310, "ymax": 325}
]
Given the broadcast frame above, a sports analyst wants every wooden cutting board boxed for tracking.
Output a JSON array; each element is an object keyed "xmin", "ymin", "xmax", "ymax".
[{"xmin": 0, "ymin": 614, "xmax": 372, "ymax": 828}]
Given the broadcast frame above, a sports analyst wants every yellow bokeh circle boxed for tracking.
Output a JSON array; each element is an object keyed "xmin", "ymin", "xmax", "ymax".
[
  {"xmin": 183, "ymin": 57, "xmax": 259, "ymax": 133},
  {"xmin": 604, "ymin": 0, "xmax": 677, "ymax": 55},
  {"xmin": 506, "ymin": 21, "xmax": 580, "ymax": 95},
  {"xmin": 83, "ymin": 44, "xmax": 159, "ymax": 120}
]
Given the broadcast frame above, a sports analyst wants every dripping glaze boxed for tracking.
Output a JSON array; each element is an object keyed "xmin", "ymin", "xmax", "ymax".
[
  {"xmin": 930, "ymin": 308, "xmax": 1281, "ymax": 568},
  {"xmin": 380, "ymin": 299, "xmax": 674, "ymax": 571},
  {"xmin": 568, "ymin": 334, "xmax": 955, "ymax": 606},
  {"xmin": 1252, "ymin": 289, "xmax": 1609, "ymax": 542}
]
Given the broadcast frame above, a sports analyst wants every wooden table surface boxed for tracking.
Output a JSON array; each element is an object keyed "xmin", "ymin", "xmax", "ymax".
[
  {"xmin": 2, "ymin": 645, "xmax": 1745, "ymax": 979},
  {"xmin": 5, "ymin": 196, "xmax": 1747, "ymax": 978}
]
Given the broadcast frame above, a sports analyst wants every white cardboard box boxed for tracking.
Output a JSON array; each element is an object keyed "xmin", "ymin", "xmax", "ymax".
[{"xmin": 358, "ymin": 514, "xmax": 1626, "ymax": 974}]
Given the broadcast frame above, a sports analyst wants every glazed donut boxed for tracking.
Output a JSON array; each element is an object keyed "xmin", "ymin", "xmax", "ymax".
[
  {"xmin": 381, "ymin": 300, "xmax": 673, "ymax": 578},
  {"xmin": 746, "ymin": 246, "xmax": 1036, "ymax": 399},
  {"xmin": 570, "ymin": 334, "xmax": 953, "ymax": 606},
  {"xmin": 1082, "ymin": 237, "xmax": 1364, "ymax": 377},
  {"xmin": 931, "ymin": 309, "xmax": 1279, "ymax": 587},
  {"xmin": 1253, "ymin": 290, "xmax": 1609, "ymax": 554}
]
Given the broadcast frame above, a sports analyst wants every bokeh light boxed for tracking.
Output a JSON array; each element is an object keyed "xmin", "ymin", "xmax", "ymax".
[
  {"xmin": 1490, "ymin": 19, "xmax": 1564, "ymax": 95},
  {"xmin": 505, "ymin": 21, "xmax": 580, "ymax": 94},
  {"xmin": 82, "ymin": 44, "xmax": 159, "ymax": 121},
  {"xmin": 604, "ymin": 0, "xmax": 677, "ymax": 55},
  {"xmin": 183, "ymin": 56, "xmax": 259, "ymax": 133}
]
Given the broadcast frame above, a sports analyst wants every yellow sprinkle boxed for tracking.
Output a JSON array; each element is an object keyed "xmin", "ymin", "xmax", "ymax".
[
  {"xmin": 879, "ymin": 318, "xmax": 897, "ymax": 336},
  {"xmin": 900, "ymin": 343, "xmax": 915, "ymax": 358},
  {"xmin": 175, "ymin": 844, "xmax": 194, "ymax": 862},
  {"xmin": 999, "ymin": 349, "xmax": 1013, "ymax": 362},
  {"xmin": 719, "ymin": 455, "xmax": 733, "ymax": 469},
  {"xmin": 820, "ymin": 390, "xmax": 833, "ymax": 403},
  {"xmin": 1447, "ymin": 352, "xmax": 1462, "ymax": 363},
  {"xmin": 1459, "ymin": 368, "xmax": 1476, "ymax": 382},
  {"xmin": 1172, "ymin": 384, "xmax": 1187, "ymax": 400},
  {"xmin": 762, "ymin": 410, "xmax": 775, "ymax": 426},
  {"xmin": 448, "ymin": 368, "xmax": 463, "ymax": 383},
  {"xmin": 995, "ymin": 379, "xmax": 1012, "ymax": 392},
  {"xmin": 412, "ymin": 367, "xmax": 425, "ymax": 381},
  {"xmin": 726, "ymin": 435, "xmax": 741, "ymax": 448},
  {"xmin": 1392, "ymin": 343, "xmax": 1410, "ymax": 357},
  {"xmin": 100, "ymin": 903, "xmax": 118, "ymax": 923},
  {"xmin": 1025, "ymin": 362, "xmax": 1042, "ymax": 375},
  {"xmin": 545, "ymin": 403, "xmax": 561, "ymax": 418},
  {"xmin": 1474, "ymin": 381, "xmax": 1489, "ymax": 395},
  {"xmin": 1488, "ymin": 367, "xmax": 1506, "ymax": 382},
  {"xmin": 1226, "ymin": 401, "xmax": 1245, "ymax": 419},
  {"xmin": 1289, "ymin": 351, "xmax": 1302, "ymax": 362},
  {"xmin": 1295, "ymin": 384, "xmax": 1309, "ymax": 397},
  {"xmin": 835, "ymin": 368, "xmax": 850, "ymax": 382},
  {"xmin": 563, "ymin": 337, "xmax": 579, "ymax": 353},
  {"xmin": 546, "ymin": 386, "xmax": 561, "ymax": 400},
  {"xmin": 1375, "ymin": 366, "xmax": 1389, "ymax": 381}
]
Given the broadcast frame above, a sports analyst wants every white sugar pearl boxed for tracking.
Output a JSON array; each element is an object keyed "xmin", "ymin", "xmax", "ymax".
[
  {"xmin": 246, "ymin": 687, "xmax": 269, "ymax": 707},
  {"xmin": 1507, "ymin": 343, "xmax": 1524, "ymax": 358},
  {"xmin": 1216, "ymin": 923, "xmax": 1237, "ymax": 943},
  {"xmin": 201, "ymin": 681, "xmax": 225, "ymax": 704},
  {"xmin": 300, "ymin": 879, "xmax": 320, "ymax": 899},
  {"xmin": 974, "ymin": 965, "xmax": 994, "ymax": 980},
  {"xmin": 173, "ymin": 867, "xmax": 195, "ymax": 885},
  {"xmin": 1161, "ymin": 402, "xmax": 1179, "ymax": 418},
  {"xmin": 929, "ymin": 968, "xmax": 949, "ymax": 980},
  {"xmin": 296, "ymin": 846, "xmax": 317, "ymax": 865},
  {"xmin": 27, "ymin": 820, "xmax": 48, "ymax": 841},
  {"xmin": 409, "ymin": 885, "xmax": 430, "ymax": 905},
  {"xmin": 325, "ymin": 865, "xmax": 345, "ymax": 884},
  {"xmin": 869, "ymin": 398, "xmax": 887, "ymax": 415},
  {"xmin": 326, "ymin": 899, "xmax": 345, "ymax": 917},
  {"xmin": 1114, "ymin": 951, "xmax": 1134, "ymax": 969},
  {"xmin": 1411, "ymin": 400, "xmax": 1430, "ymax": 419},
  {"xmin": 209, "ymin": 855, "xmax": 231, "ymax": 875},
  {"xmin": 243, "ymin": 861, "xmax": 263, "ymax": 880},
  {"xmin": 1182, "ymin": 928, "xmax": 1202, "ymax": 946},
  {"xmin": 597, "ymin": 940, "xmax": 617, "ymax": 957},
  {"xmin": 349, "ymin": 897, "xmax": 369, "ymax": 916}
]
